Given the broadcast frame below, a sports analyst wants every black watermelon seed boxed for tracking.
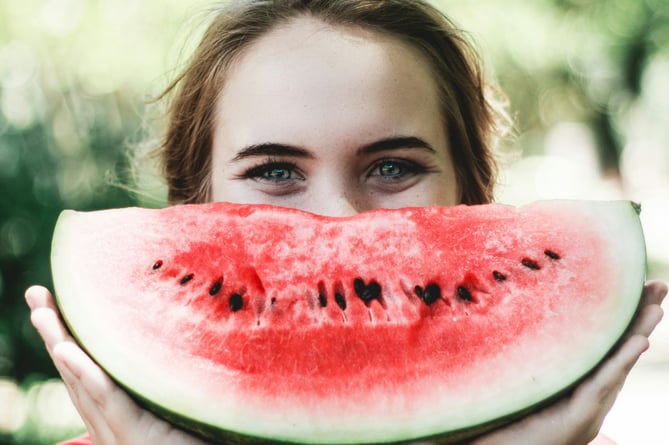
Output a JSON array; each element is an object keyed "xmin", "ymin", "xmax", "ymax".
[
  {"xmin": 544, "ymin": 249, "xmax": 561, "ymax": 260},
  {"xmin": 229, "ymin": 293, "xmax": 243, "ymax": 312},
  {"xmin": 414, "ymin": 286, "xmax": 424, "ymax": 298},
  {"xmin": 209, "ymin": 278, "xmax": 223, "ymax": 296},
  {"xmin": 457, "ymin": 286, "xmax": 473, "ymax": 302},
  {"xmin": 492, "ymin": 271, "xmax": 507, "ymax": 282},
  {"xmin": 368, "ymin": 281, "xmax": 381, "ymax": 299},
  {"xmin": 353, "ymin": 278, "xmax": 366, "ymax": 297},
  {"xmin": 353, "ymin": 278, "xmax": 381, "ymax": 304},
  {"xmin": 334, "ymin": 292, "xmax": 347, "ymax": 311},
  {"xmin": 152, "ymin": 260, "xmax": 163, "ymax": 270},
  {"xmin": 317, "ymin": 282, "xmax": 327, "ymax": 307},
  {"xmin": 521, "ymin": 258, "xmax": 540, "ymax": 270},
  {"xmin": 422, "ymin": 283, "xmax": 441, "ymax": 305},
  {"xmin": 180, "ymin": 274, "xmax": 194, "ymax": 285}
]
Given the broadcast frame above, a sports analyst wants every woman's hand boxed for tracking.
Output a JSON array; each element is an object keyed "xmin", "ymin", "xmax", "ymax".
[
  {"xmin": 25, "ymin": 285, "xmax": 211, "ymax": 445},
  {"xmin": 468, "ymin": 280, "xmax": 667, "ymax": 445}
]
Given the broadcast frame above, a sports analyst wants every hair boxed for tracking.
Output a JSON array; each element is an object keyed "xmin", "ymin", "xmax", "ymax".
[{"xmin": 157, "ymin": 0, "xmax": 510, "ymax": 205}]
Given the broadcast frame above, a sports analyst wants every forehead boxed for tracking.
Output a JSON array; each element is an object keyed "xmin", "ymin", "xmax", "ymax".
[{"xmin": 215, "ymin": 15, "xmax": 444, "ymax": 148}]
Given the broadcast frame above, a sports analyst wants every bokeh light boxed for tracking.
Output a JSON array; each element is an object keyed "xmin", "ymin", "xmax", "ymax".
[{"xmin": 0, "ymin": 378, "xmax": 26, "ymax": 434}]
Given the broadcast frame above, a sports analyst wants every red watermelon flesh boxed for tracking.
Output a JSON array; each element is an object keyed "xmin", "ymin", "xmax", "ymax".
[{"xmin": 50, "ymin": 200, "xmax": 646, "ymax": 444}]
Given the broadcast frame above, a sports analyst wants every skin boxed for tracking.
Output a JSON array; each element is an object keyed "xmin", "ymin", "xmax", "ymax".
[
  {"xmin": 210, "ymin": 18, "xmax": 457, "ymax": 212},
  {"xmin": 26, "ymin": 17, "xmax": 666, "ymax": 445}
]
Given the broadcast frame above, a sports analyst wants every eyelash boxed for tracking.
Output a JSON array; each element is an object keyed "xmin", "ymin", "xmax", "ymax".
[
  {"xmin": 242, "ymin": 158, "xmax": 303, "ymax": 183},
  {"xmin": 367, "ymin": 158, "xmax": 427, "ymax": 180},
  {"xmin": 240, "ymin": 157, "xmax": 428, "ymax": 184}
]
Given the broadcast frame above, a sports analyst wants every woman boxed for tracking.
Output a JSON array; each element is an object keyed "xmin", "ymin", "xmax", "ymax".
[{"xmin": 26, "ymin": 1, "xmax": 666, "ymax": 444}]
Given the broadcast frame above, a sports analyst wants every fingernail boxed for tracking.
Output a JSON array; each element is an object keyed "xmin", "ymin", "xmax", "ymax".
[{"xmin": 25, "ymin": 289, "xmax": 36, "ymax": 310}]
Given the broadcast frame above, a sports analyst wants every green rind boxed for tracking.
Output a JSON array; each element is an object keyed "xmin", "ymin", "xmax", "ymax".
[{"xmin": 50, "ymin": 200, "xmax": 647, "ymax": 444}]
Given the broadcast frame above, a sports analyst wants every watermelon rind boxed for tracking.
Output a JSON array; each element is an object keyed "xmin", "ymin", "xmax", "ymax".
[{"xmin": 50, "ymin": 200, "xmax": 646, "ymax": 444}]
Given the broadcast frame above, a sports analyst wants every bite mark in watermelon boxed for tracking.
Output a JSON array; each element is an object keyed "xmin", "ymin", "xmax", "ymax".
[{"xmin": 50, "ymin": 200, "xmax": 646, "ymax": 444}]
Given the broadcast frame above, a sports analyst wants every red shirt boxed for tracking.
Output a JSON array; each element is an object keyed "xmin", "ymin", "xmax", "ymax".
[{"xmin": 57, "ymin": 434, "xmax": 92, "ymax": 445}]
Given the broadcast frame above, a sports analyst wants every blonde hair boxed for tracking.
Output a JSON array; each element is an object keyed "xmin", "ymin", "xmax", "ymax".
[{"xmin": 157, "ymin": 0, "xmax": 510, "ymax": 205}]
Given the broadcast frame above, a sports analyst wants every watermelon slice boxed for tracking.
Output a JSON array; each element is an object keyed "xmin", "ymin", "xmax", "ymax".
[{"xmin": 50, "ymin": 200, "xmax": 646, "ymax": 444}]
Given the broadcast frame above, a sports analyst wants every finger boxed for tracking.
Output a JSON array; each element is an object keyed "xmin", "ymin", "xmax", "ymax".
[
  {"xmin": 55, "ymin": 342, "xmax": 124, "ymax": 444},
  {"xmin": 453, "ymin": 337, "xmax": 651, "ymax": 445},
  {"xmin": 57, "ymin": 344, "xmax": 217, "ymax": 445},
  {"xmin": 26, "ymin": 288, "xmax": 107, "ymax": 439},
  {"xmin": 57, "ymin": 357, "xmax": 115, "ymax": 445},
  {"xmin": 53, "ymin": 342, "xmax": 127, "ymax": 413},
  {"xmin": 621, "ymin": 281, "xmax": 666, "ymax": 341},
  {"xmin": 626, "ymin": 303, "xmax": 664, "ymax": 338},
  {"xmin": 29, "ymin": 306, "xmax": 76, "ymax": 356},
  {"xmin": 26, "ymin": 285, "xmax": 76, "ymax": 357},
  {"xmin": 25, "ymin": 285, "xmax": 59, "ymax": 312},
  {"xmin": 54, "ymin": 341, "xmax": 148, "ymax": 443},
  {"xmin": 569, "ymin": 335, "xmax": 649, "ymax": 429},
  {"xmin": 640, "ymin": 280, "xmax": 668, "ymax": 307}
]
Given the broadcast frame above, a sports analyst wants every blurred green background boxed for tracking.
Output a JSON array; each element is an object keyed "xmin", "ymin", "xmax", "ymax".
[{"xmin": 0, "ymin": 0, "xmax": 667, "ymax": 443}]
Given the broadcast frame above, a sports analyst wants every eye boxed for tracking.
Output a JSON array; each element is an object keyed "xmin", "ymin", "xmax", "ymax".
[
  {"xmin": 368, "ymin": 158, "xmax": 426, "ymax": 180},
  {"xmin": 244, "ymin": 161, "xmax": 304, "ymax": 183},
  {"xmin": 378, "ymin": 161, "xmax": 402, "ymax": 178},
  {"xmin": 264, "ymin": 166, "xmax": 292, "ymax": 180}
]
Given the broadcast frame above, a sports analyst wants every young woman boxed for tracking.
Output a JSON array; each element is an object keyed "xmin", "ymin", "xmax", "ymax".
[{"xmin": 25, "ymin": 1, "xmax": 666, "ymax": 444}]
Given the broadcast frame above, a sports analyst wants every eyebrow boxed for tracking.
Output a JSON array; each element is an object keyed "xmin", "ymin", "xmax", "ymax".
[
  {"xmin": 357, "ymin": 136, "xmax": 436, "ymax": 155},
  {"xmin": 231, "ymin": 136, "xmax": 435, "ymax": 161},
  {"xmin": 232, "ymin": 143, "xmax": 314, "ymax": 161}
]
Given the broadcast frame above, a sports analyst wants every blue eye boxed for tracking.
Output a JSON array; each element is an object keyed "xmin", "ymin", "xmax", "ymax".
[
  {"xmin": 265, "ymin": 167, "xmax": 292, "ymax": 180},
  {"xmin": 244, "ymin": 161, "xmax": 304, "ymax": 183},
  {"xmin": 378, "ymin": 161, "xmax": 402, "ymax": 178},
  {"xmin": 370, "ymin": 159, "xmax": 425, "ymax": 180}
]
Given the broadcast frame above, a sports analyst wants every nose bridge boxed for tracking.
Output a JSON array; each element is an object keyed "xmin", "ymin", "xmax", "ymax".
[
  {"xmin": 313, "ymin": 192, "xmax": 361, "ymax": 217},
  {"xmin": 310, "ymin": 176, "xmax": 365, "ymax": 217}
]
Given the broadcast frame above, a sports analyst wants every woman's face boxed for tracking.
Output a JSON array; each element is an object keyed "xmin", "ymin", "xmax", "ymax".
[{"xmin": 211, "ymin": 16, "xmax": 457, "ymax": 216}]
